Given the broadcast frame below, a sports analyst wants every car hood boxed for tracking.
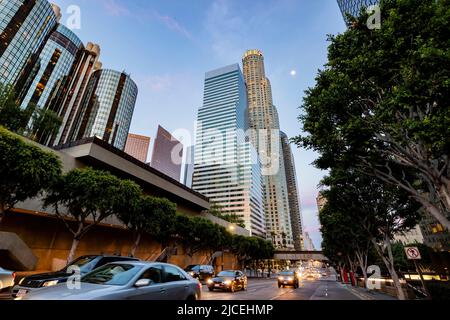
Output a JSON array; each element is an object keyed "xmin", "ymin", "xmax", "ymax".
[
  {"xmin": 22, "ymin": 282, "xmax": 122, "ymax": 300},
  {"xmin": 211, "ymin": 276, "xmax": 234, "ymax": 282},
  {"xmin": 23, "ymin": 272, "xmax": 71, "ymax": 282}
]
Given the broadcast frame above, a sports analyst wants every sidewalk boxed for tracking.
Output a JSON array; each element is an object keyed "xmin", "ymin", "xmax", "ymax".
[{"xmin": 341, "ymin": 283, "xmax": 397, "ymax": 300}]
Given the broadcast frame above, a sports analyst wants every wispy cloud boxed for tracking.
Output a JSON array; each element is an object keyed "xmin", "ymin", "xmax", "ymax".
[
  {"xmin": 154, "ymin": 12, "xmax": 192, "ymax": 39},
  {"xmin": 98, "ymin": 0, "xmax": 130, "ymax": 17}
]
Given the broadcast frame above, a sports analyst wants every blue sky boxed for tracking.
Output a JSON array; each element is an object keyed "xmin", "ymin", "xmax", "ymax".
[{"xmin": 52, "ymin": 0, "xmax": 347, "ymax": 249}]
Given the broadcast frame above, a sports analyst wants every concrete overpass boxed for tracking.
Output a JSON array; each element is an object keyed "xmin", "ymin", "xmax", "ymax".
[{"xmin": 274, "ymin": 251, "xmax": 329, "ymax": 262}]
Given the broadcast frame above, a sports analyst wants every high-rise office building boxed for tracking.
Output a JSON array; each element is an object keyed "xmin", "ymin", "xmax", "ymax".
[
  {"xmin": 337, "ymin": 0, "xmax": 379, "ymax": 25},
  {"xmin": 69, "ymin": 69, "xmax": 138, "ymax": 150},
  {"xmin": 124, "ymin": 133, "xmax": 151, "ymax": 163},
  {"xmin": 19, "ymin": 23, "xmax": 83, "ymax": 143},
  {"xmin": 52, "ymin": 42, "xmax": 102, "ymax": 146},
  {"xmin": 304, "ymin": 232, "xmax": 316, "ymax": 251},
  {"xmin": 281, "ymin": 132, "xmax": 304, "ymax": 250},
  {"xmin": 151, "ymin": 125, "xmax": 183, "ymax": 181},
  {"xmin": 182, "ymin": 146, "xmax": 194, "ymax": 188},
  {"xmin": 193, "ymin": 64, "xmax": 266, "ymax": 237},
  {"xmin": 0, "ymin": 0, "xmax": 58, "ymax": 93},
  {"xmin": 243, "ymin": 50, "xmax": 294, "ymax": 248}
]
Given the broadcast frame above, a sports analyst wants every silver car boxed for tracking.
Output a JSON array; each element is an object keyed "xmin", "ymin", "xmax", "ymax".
[
  {"xmin": 21, "ymin": 261, "xmax": 202, "ymax": 300},
  {"xmin": 0, "ymin": 267, "xmax": 15, "ymax": 291}
]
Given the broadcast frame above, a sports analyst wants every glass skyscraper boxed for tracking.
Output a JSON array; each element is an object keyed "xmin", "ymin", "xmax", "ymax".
[
  {"xmin": 281, "ymin": 132, "xmax": 304, "ymax": 250},
  {"xmin": 337, "ymin": 0, "xmax": 379, "ymax": 25},
  {"xmin": 20, "ymin": 24, "xmax": 83, "ymax": 113},
  {"xmin": 69, "ymin": 69, "xmax": 138, "ymax": 150},
  {"xmin": 193, "ymin": 64, "xmax": 266, "ymax": 237},
  {"xmin": 243, "ymin": 50, "xmax": 294, "ymax": 248},
  {"xmin": 0, "ymin": 0, "xmax": 57, "ymax": 91}
]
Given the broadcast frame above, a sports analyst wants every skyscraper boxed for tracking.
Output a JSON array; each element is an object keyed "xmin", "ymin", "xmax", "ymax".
[
  {"xmin": 151, "ymin": 125, "xmax": 183, "ymax": 181},
  {"xmin": 52, "ymin": 42, "xmax": 102, "ymax": 146},
  {"xmin": 193, "ymin": 64, "xmax": 266, "ymax": 237},
  {"xmin": 182, "ymin": 146, "xmax": 195, "ymax": 188},
  {"xmin": 125, "ymin": 133, "xmax": 151, "ymax": 163},
  {"xmin": 337, "ymin": 0, "xmax": 379, "ymax": 25},
  {"xmin": 281, "ymin": 132, "xmax": 304, "ymax": 250},
  {"xmin": 19, "ymin": 23, "xmax": 83, "ymax": 144},
  {"xmin": 69, "ymin": 69, "xmax": 138, "ymax": 150},
  {"xmin": 0, "ymin": 0, "xmax": 58, "ymax": 93},
  {"xmin": 243, "ymin": 50, "xmax": 294, "ymax": 249}
]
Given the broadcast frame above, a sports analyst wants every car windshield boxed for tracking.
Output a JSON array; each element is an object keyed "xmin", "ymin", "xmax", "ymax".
[
  {"xmin": 218, "ymin": 271, "xmax": 236, "ymax": 277},
  {"xmin": 279, "ymin": 271, "xmax": 294, "ymax": 276},
  {"xmin": 81, "ymin": 264, "xmax": 142, "ymax": 286},
  {"xmin": 61, "ymin": 256, "xmax": 97, "ymax": 273}
]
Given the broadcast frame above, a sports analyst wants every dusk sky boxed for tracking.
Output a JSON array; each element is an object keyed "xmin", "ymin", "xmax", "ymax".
[{"xmin": 52, "ymin": 0, "xmax": 347, "ymax": 249}]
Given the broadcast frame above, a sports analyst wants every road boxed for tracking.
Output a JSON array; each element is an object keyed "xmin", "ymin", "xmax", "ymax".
[{"xmin": 201, "ymin": 277, "xmax": 364, "ymax": 301}]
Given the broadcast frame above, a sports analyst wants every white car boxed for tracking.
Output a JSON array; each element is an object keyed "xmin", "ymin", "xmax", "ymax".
[{"xmin": 0, "ymin": 267, "xmax": 15, "ymax": 291}]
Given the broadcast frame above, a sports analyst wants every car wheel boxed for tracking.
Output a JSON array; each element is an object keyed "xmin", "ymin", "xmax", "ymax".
[
  {"xmin": 278, "ymin": 283, "xmax": 282, "ymax": 288},
  {"xmin": 208, "ymin": 287, "xmax": 214, "ymax": 292},
  {"xmin": 186, "ymin": 295, "xmax": 197, "ymax": 301}
]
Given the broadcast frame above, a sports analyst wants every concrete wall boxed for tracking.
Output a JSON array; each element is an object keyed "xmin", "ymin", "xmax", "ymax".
[{"xmin": 0, "ymin": 211, "xmax": 239, "ymax": 272}]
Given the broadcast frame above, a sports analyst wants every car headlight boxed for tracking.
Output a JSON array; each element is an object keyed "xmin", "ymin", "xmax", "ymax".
[
  {"xmin": 224, "ymin": 280, "xmax": 232, "ymax": 286},
  {"xmin": 42, "ymin": 280, "xmax": 59, "ymax": 287},
  {"xmin": 287, "ymin": 277, "xmax": 293, "ymax": 281},
  {"xmin": 278, "ymin": 276, "xmax": 284, "ymax": 281},
  {"xmin": 207, "ymin": 279, "xmax": 213, "ymax": 285}
]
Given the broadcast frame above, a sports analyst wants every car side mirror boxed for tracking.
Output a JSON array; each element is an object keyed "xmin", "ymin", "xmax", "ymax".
[{"xmin": 134, "ymin": 279, "xmax": 151, "ymax": 288}]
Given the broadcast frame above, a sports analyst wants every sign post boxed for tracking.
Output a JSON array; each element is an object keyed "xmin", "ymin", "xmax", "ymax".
[{"xmin": 404, "ymin": 247, "xmax": 431, "ymax": 299}]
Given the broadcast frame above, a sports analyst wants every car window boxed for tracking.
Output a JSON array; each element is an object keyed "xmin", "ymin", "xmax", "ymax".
[
  {"xmin": 82, "ymin": 264, "xmax": 142, "ymax": 286},
  {"xmin": 217, "ymin": 271, "xmax": 235, "ymax": 277},
  {"xmin": 140, "ymin": 266, "xmax": 163, "ymax": 284},
  {"xmin": 62, "ymin": 256, "xmax": 98, "ymax": 272},
  {"xmin": 164, "ymin": 266, "xmax": 187, "ymax": 282},
  {"xmin": 95, "ymin": 257, "xmax": 128, "ymax": 268}
]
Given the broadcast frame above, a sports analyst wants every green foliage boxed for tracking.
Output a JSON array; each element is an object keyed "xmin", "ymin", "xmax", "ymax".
[
  {"xmin": 27, "ymin": 106, "xmax": 63, "ymax": 142},
  {"xmin": 0, "ymin": 126, "xmax": 62, "ymax": 215},
  {"xmin": 295, "ymin": 0, "xmax": 450, "ymax": 229},
  {"xmin": 207, "ymin": 203, "xmax": 246, "ymax": 228},
  {"xmin": 0, "ymin": 84, "xmax": 32, "ymax": 133}
]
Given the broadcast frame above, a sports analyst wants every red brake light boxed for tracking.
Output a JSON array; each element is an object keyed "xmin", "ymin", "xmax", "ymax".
[
  {"xmin": 198, "ymin": 282, "xmax": 202, "ymax": 290},
  {"xmin": 12, "ymin": 272, "xmax": 16, "ymax": 279}
]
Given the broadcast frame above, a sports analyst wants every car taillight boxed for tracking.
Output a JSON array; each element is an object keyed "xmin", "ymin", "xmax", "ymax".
[
  {"xmin": 198, "ymin": 282, "xmax": 202, "ymax": 290},
  {"xmin": 12, "ymin": 272, "xmax": 16, "ymax": 279}
]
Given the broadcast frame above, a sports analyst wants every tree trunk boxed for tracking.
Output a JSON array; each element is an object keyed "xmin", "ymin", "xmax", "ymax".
[
  {"xmin": 0, "ymin": 207, "xmax": 4, "ymax": 224},
  {"xmin": 356, "ymin": 251, "xmax": 369, "ymax": 289},
  {"xmin": 130, "ymin": 232, "xmax": 142, "ymax": 257},
  {"xmin": 371, "ymin": 238, "xmax": 406, "ymax": 300},
  {"xmin": 67, "ymin": 237, "xmax": 80, "ymax": 265},
  {"xmin": 420, "ymin": 200, "xmax": 450, "ymax": 231}
]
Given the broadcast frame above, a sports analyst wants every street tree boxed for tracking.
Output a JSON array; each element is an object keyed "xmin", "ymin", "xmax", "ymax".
[
  {"xmin": 0, "ymin": 84, "xmax": 32, "ymax": 133},
  {"xmin": 321, "ymin": 168, "xmax": 421, "ymax": 299},
  {"xmin": 44, "ymin": 168, "xmax": 136, "ymax": 263},
  {"xmin": 0, "ymin": 126, "xmax": 62, "ymax": 223},
  {"xmin": 295, "ymin": 0, "xmax": 450, "ymax": 230}
]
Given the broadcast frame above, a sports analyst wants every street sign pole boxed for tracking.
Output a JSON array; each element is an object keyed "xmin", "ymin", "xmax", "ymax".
[{"xmin": 413, "ymin": 259, "xmax": 431, "ymax": 300}]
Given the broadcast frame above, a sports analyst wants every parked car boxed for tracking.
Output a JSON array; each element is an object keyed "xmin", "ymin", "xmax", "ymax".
[
  {"xmin": 207, "ymin": 270, "xmax": 247, "ymax": 292},
  {"xmin": 0, "ymin": 267, "xmax": 15, "ymax": 291},
  {"xmin": 184, "ymin": 265, "xmax": 215, "ymax": 282},
  {"xmin": 278, "ymin": 271, "xmax": 300, "ymax": 289},
  {"xmin": 20, "ymin": 261, "xmax": 202, "ymax": 300},
  {"xmin": 12, "ymin": 255, "xmax": 139, "ymax": 299}
]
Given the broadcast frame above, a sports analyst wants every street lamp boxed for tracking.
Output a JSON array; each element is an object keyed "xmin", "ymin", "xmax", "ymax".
[{"xmin": 228, "ymin": 225, "xmax": 236, "ymax": 232}]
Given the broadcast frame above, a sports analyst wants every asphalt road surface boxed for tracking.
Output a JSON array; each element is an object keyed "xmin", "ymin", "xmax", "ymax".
[{"xmin": 202, "ymin": 277, "xmax": 364, "ymax": 300}]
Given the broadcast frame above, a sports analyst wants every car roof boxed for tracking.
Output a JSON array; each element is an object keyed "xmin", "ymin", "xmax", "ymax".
[
  {"xmin": 77, "ymin": 255, "xmax": 138, "ymax": 260},
  {"xmin": 101, "ymin": 261, "xmax": 181, "ymax": 268}
]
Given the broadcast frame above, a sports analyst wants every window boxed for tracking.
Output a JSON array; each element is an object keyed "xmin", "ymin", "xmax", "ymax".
[
  {"xmin": 164, "ymin": 266, "xmax": 187, "ymax": 282},
  {"xmin": 140, "ymin": 266, "xmax": 163, "ymax": 284}
]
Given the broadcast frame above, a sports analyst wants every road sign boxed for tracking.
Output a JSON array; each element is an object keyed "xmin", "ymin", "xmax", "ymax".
[{"xmin": 404, "ymin": 247, "xmax": 422, "ymax": 260}]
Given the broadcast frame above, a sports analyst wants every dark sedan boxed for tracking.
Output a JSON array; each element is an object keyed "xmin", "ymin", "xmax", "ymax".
[
  {"xmin": 207, "ymin": 270, "xmax": 247, "ymax": 293},
  {"xmin": 12, "ymin": 255, "xmax": 138, "ymax": 299},
  {"xmin": 277, "ymin": 271, "xmax": 300, "ymax": 289}
]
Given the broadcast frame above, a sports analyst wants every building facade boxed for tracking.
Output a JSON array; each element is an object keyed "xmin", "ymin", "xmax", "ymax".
[
  {"xmin": 303, "ymin": 232, "xmax": 316, "ymax": 251},
  {"xmin": 124, "ymin": 133, "xmax": 151, "ymax": 163},
  {"xmin": 19, "ymin": 23, "xmax": 83, "ymax": 126},
  {"xmin": 182, "ymin": 145, "xmax": 195, "ymax": 188},
  {"xmin": 337, "ymin": 0, "xmax": 379, "ymax": 25},
  {"xmin": 394, "ymin": 225, "xmax": 424, "ymax": 246},
  {"xmin": 420, "ymin": 212, "xmax": 450, "ymax": 252},
  {"xmin": 243, "ymin": 50, "xmax": 294, "ymax": 248},
  {"xmin": 151, "ymin": 125, "xmax": 183, "ymax": 181},
  {"xmin": 0, "ymin": 0, "xmax": 57, "ymax": 93},
  {"xmin": 52, "ymin": 42, "xmax": 102, "ymax": 147},
  {"xmin": 68, "ymin": 69, "xmax": 138, "ymax": 150},
  {"xmin": 281, "ymin": 132, "xmax": 304, "ymax": 250},
  {"xmin": 192, "ymin": 64, "xmax": 266, "ymax": 238}
]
